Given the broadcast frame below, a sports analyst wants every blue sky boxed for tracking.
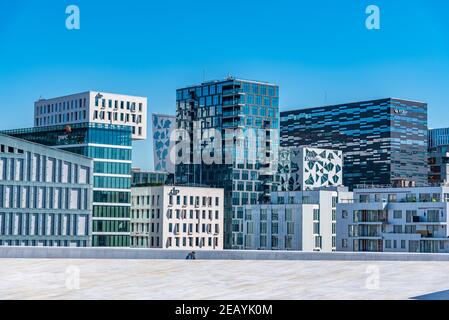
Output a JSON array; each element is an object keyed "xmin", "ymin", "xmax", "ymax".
[{"xmin": 1, "ymin": 0, "xmax": 449, "ymax": 170}]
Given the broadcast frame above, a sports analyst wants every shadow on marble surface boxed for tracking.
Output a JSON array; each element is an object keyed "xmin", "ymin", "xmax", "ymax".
[{"xmin": 411, "ymin": 290, "xmax": 449, "ymax": 300}]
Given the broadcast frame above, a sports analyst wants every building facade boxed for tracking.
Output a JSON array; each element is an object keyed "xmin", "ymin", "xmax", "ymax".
[
  {"xmin": 0, "ymin": 133, "xmax": 93, "ymax": 247},
  {"xmin": 3, "ymin": 123, "xmax": 132, "ymax": 247},
  {"xmin": 243, "ymin": 187, "xmax": 352, "ymax": 252},
  {"xmin": 278, "ymin": 147, "xmax": 343, "ymax": 191},
  {"xmin": 131, "ymin": 186, "xmax": 224, "ymax": 250},
  {"xmin": 337, "ymin": 186, "xmax": 449, "ymax": 253},
  {"xmin": 175, "ymin": 77, "xmax": 280, "ymax": 249},
  {"xmin": 280, "ymin": 98, "xmax": 428, "ymax": 189},
  {"xmin": 152, "ymin": 113, "xmax": 176, "ymax": 173},
  {"xmin": 428, "ymin": 128, "xmax": 449, "ymax": 184},
  {"xmin": 34, "ymin": 91, "xmax": 147, "ymax": 140}
]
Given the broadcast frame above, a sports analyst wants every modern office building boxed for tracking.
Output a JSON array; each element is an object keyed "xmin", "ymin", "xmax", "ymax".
[
  {"xmin": 34, "ymin": 91, "xmax": 147, "ymax": 140},
  {"xmin": 280, "ymin": 98, "xmax": 428, "ymax": 189},
  {"xmin": 131, "ymin": 185, "xmax": 224, "ymax": 250},
  {"xmin": 0, "ymin": 133, "xmax": 93, "ymax": 247},
  {"xmin": 243, "ymin": 187, "xmax": 352, "ymax": 251},
  {"xmin": 152, "ymin": 113, "xmax": 176, "ymax": 173},
  {"xmin": 3, "ymin": 123, "xmax": 132, "ymax": 247},
  {"xmin": 278, "ymin": 147, "xmax": 343, "ymax": 191},
  {"xmin": 337, "ymin": 186, "xmax": 449, "ymax": 253},
  {"xmin": 131, "ymin": 168, "xmax": 171, "ymax": 187},
  {"xmin": 175, "ymin": 77, "xmax": 280, "ymax": 249},
  {"xmin": 428, "ymin": 128, "xmax": 449, "ymax": 184}
]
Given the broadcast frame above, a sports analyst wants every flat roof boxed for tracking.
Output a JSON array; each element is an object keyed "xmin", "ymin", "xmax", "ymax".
[
  {"xmin": 35, "ymin": 90, "xmax": 147, "ymax": 102},
  {"xmin": 281, "ymin": 97, "xmax": 427, "ymax": 114},
  {"xmin": 0, "ymin": 132, "xmax": 93, "ymax": 162}
]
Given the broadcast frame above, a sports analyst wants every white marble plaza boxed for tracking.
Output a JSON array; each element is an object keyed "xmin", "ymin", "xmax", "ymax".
[{"xmin": 1, "ymin": 259, "xmax": 449, "ymax": 300}]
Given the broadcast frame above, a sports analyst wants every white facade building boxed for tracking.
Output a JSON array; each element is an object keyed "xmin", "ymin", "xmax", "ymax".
[
  {"xmin": 131, "ymin": 185, "xmax": 224, "ymax": 250},
  {"xmin": 278, "ymin": 147, "xmax": 343, "ymax": 191},
  {"xmin": 243, "ymin": 187, "xmax": 352, "ymax": 252},
  {"xmin": 337, "ymin": 186, "xmax": 449, "ymax": 253},
  {"xmin": 34, "ymin": 91, "xmax": 147, "ymax": 140}
]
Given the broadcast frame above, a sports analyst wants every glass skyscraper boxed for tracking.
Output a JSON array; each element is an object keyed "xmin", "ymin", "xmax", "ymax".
[
  {"xmin": 280, "ymin": 98, "xmax": 428, "ymax": 188},
  {"xmin": 428, "ymin": 128, "xmax": 449, "ymax": 184},
  {"xmin": 175, "ymin": 77, "xmax": 279, "ymax": 249},
  {"xmin": 3, "ymin": 123, "xmax": 132, "ymax": 247}
]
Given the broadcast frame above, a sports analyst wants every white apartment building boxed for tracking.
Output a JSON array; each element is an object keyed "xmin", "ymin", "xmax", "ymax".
[
  {"xmin": 34, "ymin": 91, "xmax": 147, "ymax": 140},
  {"xmin": 337, "ymin": 186, "xmax": 449, "ymax": 253},
  {"xmin": 243, "ymin": 187, "xmax": 352, "ymax": 252},
  {"xmin": 131, "ymin": 186, "xmax": 224, "ymax": 250}
]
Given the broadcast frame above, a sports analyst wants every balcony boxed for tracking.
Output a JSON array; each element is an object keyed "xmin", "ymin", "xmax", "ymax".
[
  {"xmin": 222, "ymin": 98, "xmax": 244, "ymax": 108},
  {"xmin": 222, "ymin": 120, "xmax": 245, "ymax": 128},
  {"xmin": 411, "ymin": 216, "xmax": 447, "ymax": 225},
  {"xmin": 222, "ymin": 89, "xmax": 243, "ymax": 97},
  {"xmin": 354, "ymin": 213, "xmax": 388, "ymax": 224},
  {"xmin": 222, "ymin": 110, "xmax": 243, "ymax": 119}
]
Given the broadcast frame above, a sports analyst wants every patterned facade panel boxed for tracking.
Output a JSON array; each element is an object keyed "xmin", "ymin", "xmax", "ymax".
[
  {"xmin": 152, "ymin": 114, "xmax": 175, "ymax": 174},
  {"xmin": 278, "ymin": 147, "xmax": 343, "ymax": 191}
]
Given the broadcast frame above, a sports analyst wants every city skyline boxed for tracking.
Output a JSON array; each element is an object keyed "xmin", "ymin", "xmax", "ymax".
[{"xmin": 1, "ymin": 0, "xmax": 449, "ymax": 171}]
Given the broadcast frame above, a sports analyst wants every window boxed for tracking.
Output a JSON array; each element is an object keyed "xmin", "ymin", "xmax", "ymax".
[
  {"xmin": 385, "ymin": 240, "xmax": 392, "ymax": 249},
  {"xmin": 342, "ymin": 210, "xmax": 348, "ymax": 219},
  {"xmin": 393, "ymin": 210, "xmax": 402, "ymax": 219},
  {"xmin": 271, "ymin": 236, "xmax": 278, "ymax": 248},
  {"xmin": 401, "ymin": 240, "xmax": 406, "ymax": 249},
  {"xmin": 313, "ymin": 222, "xmax": 320, "ymax": 234},
  {"xmin": 359, "ymin": 194, "xmax": 369, "ymax": 203},
  {"xmin": 313, "ymin": 209, "xmax": 320, "ymax": 221},
  {"xmin": 272, "ymin": 210, "xmax": 279, "ymax": 221},
  {"xmin": 271, "ymin": 222, "xmax": 278, "ymax": 234},
  {"xmin": 286, "ymin": 222, "xmax": 294, "ymax": 235},
  {"xmin": 332, "ymin": 197, "xmax": 338, "ymax": 207},
  {"xmin": 388, "ymin": 194, "xmax": 397, "ymax": 202}
]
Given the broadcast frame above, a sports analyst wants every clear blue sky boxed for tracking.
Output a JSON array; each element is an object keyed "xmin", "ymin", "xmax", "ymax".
[{"xmin": 1, "ymin": 0, "xmax": 449, "ymax": 170}]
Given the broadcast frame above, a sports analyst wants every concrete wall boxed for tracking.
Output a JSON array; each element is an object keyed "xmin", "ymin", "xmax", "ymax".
[{"xmin": 2, "ymin": 246, "xmax": 449, "ymax": 261}]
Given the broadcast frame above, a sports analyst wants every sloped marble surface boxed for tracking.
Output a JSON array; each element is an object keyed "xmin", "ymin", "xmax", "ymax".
[{"xmin": 0, "ymin": 259, "xmax": 448, "ymax": 300}]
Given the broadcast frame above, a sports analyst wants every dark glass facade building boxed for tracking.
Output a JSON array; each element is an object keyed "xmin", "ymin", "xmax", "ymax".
[
  {"xmin": 280, "ymin": 98, "xmax": 428, "ymax": 188},
  {"xmin": 2, "ymin": 123, "xmax": 132, "ymax": 247},
  {"xmin": 428, "ymin": 128, "xmax": 449, "ymax": 184},
  {"xmin": 175, "ymin": 77, "xmax": 279, "ymax": 249}
]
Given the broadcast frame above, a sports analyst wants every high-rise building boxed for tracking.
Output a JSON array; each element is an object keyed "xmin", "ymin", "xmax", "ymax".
[
  {"xmin": 175, "ymin": 77, "xmax": 280, "ymax": 249},
  {"xmin": 152, "ymin": 113, "xmax": 175, "ymax": 173},
  {"xmin": 280, "ymin": 98, "xmax": 428, "ymax": 189},
  {"xmin": 131, "ymin": 185, "xmax": 224, "ymax": 250},
  {"xmin": 428, "ymin": 128, "xmax": 449, "ymax": 184},
  {"xmin": 278, "ymin": 147, "xmax": 343, "ymax": 191},
  {"xmin": 337, "ymin": 186, "xmax": 449, "ymax": 253},
  {"xmin": 2, "ymin": 123, "xmax": 132, "ymax": 247},
  {"xmin": 0, "ymin": 133, "xmax": 93, "ymax": 247},
  {"xmin": 34, "ymin": 91, "xmax": 147, "ymax": 140},
  {"xmin": 243, "ymin": 187, "xmax": 352, "ymax": 252}
]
